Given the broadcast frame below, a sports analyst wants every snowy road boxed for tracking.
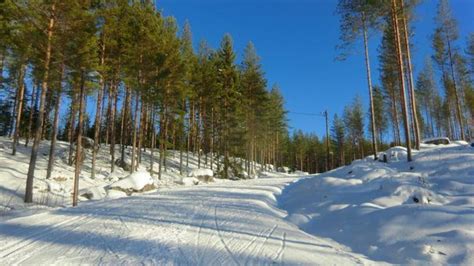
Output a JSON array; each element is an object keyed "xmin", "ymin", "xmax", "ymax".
[{"xmin": 0, "ymin": 177, "xmax": 373, "ymax": 265}]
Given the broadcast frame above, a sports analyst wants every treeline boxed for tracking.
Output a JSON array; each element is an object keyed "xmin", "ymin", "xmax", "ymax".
[
  {"xmin": 282, "ymin": 0, "xmax": 473, "ymax": 173},
  {"xmin": 335, "ymin": 0, "xmax": 473, "ymax": 162},
  {"xmin": 0, "ymin": 0, "xmax": 290, "ymax": 205}
]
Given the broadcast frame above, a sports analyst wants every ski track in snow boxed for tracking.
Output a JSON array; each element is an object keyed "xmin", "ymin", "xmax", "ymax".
[{"xmin": 0, "ymin": 177, "xmax": 375, "ymax": 265}]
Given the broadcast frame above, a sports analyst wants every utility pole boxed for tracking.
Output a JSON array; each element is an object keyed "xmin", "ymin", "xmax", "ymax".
[{"xmin": 324, "ymin": 110, "xmax": 330, "ymax": 172}]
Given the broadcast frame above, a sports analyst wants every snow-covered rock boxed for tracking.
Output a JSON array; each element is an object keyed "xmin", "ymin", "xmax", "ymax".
[
  {"xmin": 108, "ymin": 171, "xmax": 155, "ymax": 193},
  {"xmin": 180, "ymin": 177, "xmax": 200, "ymax": 186},
  {"xmin": 80, "ymin": 187, "xmax": 106, "ymax": 200},
  {"xmin": 188, "ymin": 168, "xmax": 214, "ymax": 182},
  {"xmin": 278, "ymin": 166, "xmax": 290, "ymax": 173},
  {"xmin": 106, "ymin": 189, "xmax": 128, "ymax": 199}
]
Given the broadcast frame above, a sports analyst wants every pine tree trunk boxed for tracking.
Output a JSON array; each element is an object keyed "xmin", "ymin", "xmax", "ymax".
[
  {"xmin": 25, "ymin": 3, "xmax": 55, "ymax": 203},
  {"xmin": 25, "ymin": 84, "xmax": 38, "ymax": 147},
  {"xmin": 46, "ymin": 65, "xmax": 63, "ymax": 180},
  {"xmin": 0, "ymin": 50, "xmax": 4, "ymax": 88},
  {"xmin": 362, "ymin": 14, "xmax": 378, "ymax": 160},
  {"xmin": 446, "ymin": 37, "xmax": 466, "ymax": 140},
  {"xmin": 68, "ymin": 91, "xmax": 78, "ymax": 166},
  {"xmin": 91, "ymin": 80, "xmax": 105, "ymax": 178},
  {"xmin": 105, "ymin": 87, "xmax": 112, "ymax": 145},
  {"xmin": 150, "ymin": 107, "xmax": 156, "ymax": 176},
  {"xmin": 131, "ymin": 92, "xmax": 139, "ymax": 173},
  {"xmin": 91, "ymin": 38, "xmax": 106, "ymax": 178},
  {"xmin": 110, "ymin": 85, "xmax": 118, "ymax": 172},
  {"xmin": 391, "ymin": 0, "xmax": 412, "ymax": 161},
  {"xmin": 137, "ymin": 102, "xmax": 145, "ymax": 164},
  {"xmin": 12, "ymin": 65, "xmax": 26, "ymax": 155},
  {"xmin": 120, "ymin": 86, "xmax": 131, "ymax": 163},
  {"xmin": 400, "ymin": 0, "xmax": 421, "ymax": 149},
  {"xmin": 72, "ymin": 71, "xmax": 86, "ymax": 207}
]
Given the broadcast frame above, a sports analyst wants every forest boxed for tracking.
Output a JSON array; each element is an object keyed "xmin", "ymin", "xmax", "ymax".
[{"xmin": 0, "ymin": 0, "xmax": 473, "ymax": 204}]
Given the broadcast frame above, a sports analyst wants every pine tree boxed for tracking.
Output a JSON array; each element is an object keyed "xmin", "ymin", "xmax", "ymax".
[
  {"xmin": 337, "ymin": 0, "xmax": 387, "ymax": 160},
  {"xmin": 433, "ymin": 0, "xmax": 466, "ymax": 140},
  {"xmin": 215, "ymin": 34, "xmax": 239, "ymax": 179}
]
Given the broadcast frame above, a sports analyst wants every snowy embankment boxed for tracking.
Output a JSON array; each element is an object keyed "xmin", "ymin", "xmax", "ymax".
[
  {"xmin": 0, "ymin": 136, "xmax": 284, "ymax": 219},
  {"xmin": 0, "ymin": 177, "xmax": 376, "ymax": 264},
  {"xmin": 279, "ymin": 142, "xmax": 474, "ymax": 265}
]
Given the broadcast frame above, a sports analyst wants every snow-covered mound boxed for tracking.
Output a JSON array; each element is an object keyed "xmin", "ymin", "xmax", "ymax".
[
  {"xmin": 108, "ymin": 171, "xmax": 154, "ymax": 193},
  {"xmin": 279, "ymin": 142, "xmax": 474, "ymax": 265},
  {"xmin": 188, "ymin": 168, "xmax": 213, "ymax": 178}
]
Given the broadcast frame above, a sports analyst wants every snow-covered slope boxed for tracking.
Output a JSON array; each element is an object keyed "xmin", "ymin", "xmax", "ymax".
[
  {"xmin": 279, "ymin": 142, "xmax": 474, "ymax": 265},
  {"xmin": 0, "ymin": 177, "xmax": 377, "ymax": 265},
  {"xmin": 0, "ymin": 136, "xmax": 286, "ymax": 218}
]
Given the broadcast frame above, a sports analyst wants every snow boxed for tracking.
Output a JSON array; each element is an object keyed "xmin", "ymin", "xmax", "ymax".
[
  {"xmin": 1, "ymin": 135, "xmax": 473, "ymax": 264},
  {"xmin": 79, "ymin": 187, "xmax": 106, "ymax": 200},
  {"xmin": 279, "ymin": 142, "xmax": 474, "ymax": 265},
  {"xmin": 188, "ymin": 168, "xmax": 213, "ymax": 178},
  {"xmin": 180, "ymin": 177, "xmax": 200, "ymax": 186},
  {"xmin": 108, "ymin": 171, "xmax": 153, "ymax": 192},
  {"xmin": 0, "ymin": 178, "xmax": 376, "ymax": 264}
]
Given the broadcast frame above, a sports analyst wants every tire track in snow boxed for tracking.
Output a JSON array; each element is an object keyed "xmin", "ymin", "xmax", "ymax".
[
  {"xmin": 273, "ymin": 232, "xmax": 287, "ymax": 264},
  {"xmin": 214, "ymin": 205, "xmax": 240, "ymax": 265},
  {"xmin": 254, "ymin": 224, "xmax": 278, "ymax": 264}
]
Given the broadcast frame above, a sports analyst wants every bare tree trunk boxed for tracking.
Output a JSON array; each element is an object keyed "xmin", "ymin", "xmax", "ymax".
[
  {"xmin": 25, "ymin": 3, "xmax": 55, "ymax": 203},
  {"xmin": 391, "ymin": 0, "xmax": 412, "ymax": 162},
  {"xmin": 46, "ymin": 65, "xmax": 64, "ymax": 179},
  {"xmin": 12, "ymin": 65, "xmax": 26, "ymax": 155},
  {"xmin": 72, "ymin": 71, "xmax": 86, "ymax": 207}
]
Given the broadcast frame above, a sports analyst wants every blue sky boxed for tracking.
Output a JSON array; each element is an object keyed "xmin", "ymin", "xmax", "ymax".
[{"xmin": 156, "ymin": 0, "xmax": 474, "ymax": 137}]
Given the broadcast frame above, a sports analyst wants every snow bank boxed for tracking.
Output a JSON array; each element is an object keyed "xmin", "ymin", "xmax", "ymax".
[{"xmin": 279, "ymin": 142, "xmax": 474, "ymax": 265}]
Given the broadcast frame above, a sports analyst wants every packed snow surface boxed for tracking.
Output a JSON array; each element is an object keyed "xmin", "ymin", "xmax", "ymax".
[
  {"xmin": 0, "ymin": 178, "xmax": 375, "ymax": 264},
  {"xmin": 279, "ymin": 143, "xmax": 474, "ymax": 265}
]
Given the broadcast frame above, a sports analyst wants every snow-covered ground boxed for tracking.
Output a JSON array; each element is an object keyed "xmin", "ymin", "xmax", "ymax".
[
  {"xmin": 1, "ymin": 136, "xmax": 473, "ymax": 264},
  {"xmin": 0, "ymin": 177, "xmax": 377, "ymax": 264},
  {"xmin": 279, "ymin": 142, "xmax": 474, "ymax": 265},
  {"xmin": 0, "ymin": 136, "xmax": 271, "ymax": 218}
]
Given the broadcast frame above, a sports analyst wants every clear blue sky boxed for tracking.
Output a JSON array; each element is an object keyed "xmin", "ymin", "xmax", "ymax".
[{"xmin": 156, "ymin": 0, "xmax": 473, "ymax": 137}]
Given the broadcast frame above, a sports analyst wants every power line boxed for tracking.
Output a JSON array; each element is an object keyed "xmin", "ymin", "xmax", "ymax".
[{"xmin": 288, "ymin": 111, "xmax": 325, "ymax": 117}]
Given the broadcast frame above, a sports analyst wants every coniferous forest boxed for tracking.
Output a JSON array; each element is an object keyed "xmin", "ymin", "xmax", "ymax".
[{"xmin": 0, "ymin": 0, "xmax": 472, "ymax": 204}]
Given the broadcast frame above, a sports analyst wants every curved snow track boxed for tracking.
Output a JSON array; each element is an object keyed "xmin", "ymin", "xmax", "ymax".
[{"xmin": 0, "ymin": 177, "xmax": 375, "ymax": 265}]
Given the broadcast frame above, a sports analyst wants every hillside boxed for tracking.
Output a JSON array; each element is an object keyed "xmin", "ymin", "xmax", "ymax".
[{"xmin": 279, "ymin": 141, "xmax": 474, "ymax": 264}]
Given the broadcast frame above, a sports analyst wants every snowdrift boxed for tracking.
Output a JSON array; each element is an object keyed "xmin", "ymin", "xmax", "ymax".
[{"xmin": 279, "ymin": 142, "xmax": 474, "ymax": 265}]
